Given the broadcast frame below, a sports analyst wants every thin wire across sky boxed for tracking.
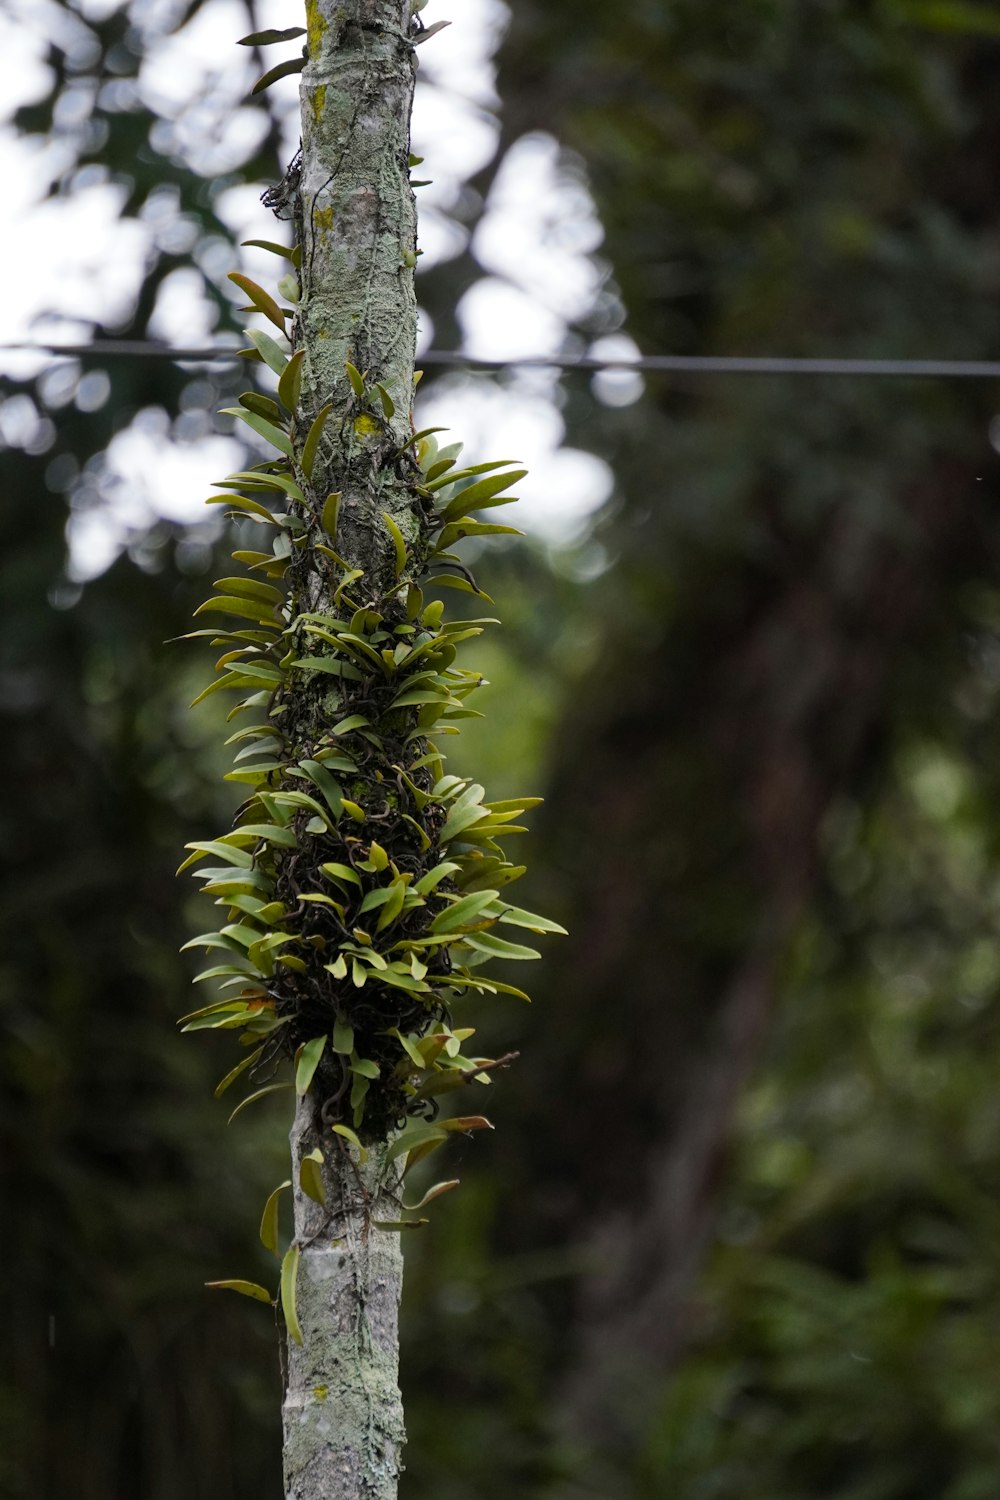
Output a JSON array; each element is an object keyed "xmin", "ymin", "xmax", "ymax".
[{"xmin": 3, "ymin": 343, "xmax": 1000, "ymax": 380}]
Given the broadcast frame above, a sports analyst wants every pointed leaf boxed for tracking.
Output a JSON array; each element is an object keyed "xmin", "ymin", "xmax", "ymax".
[
  {"xmin": 278, "ymin": 349, "xmax": 305, "ymax": 412},
  {"xmin": 331, "ymin": 1123, "xmax": 368, "ymax": 1161},
  {"xmin": 375, "ymin": 383, "xmax": 395, "ymax": 418},
  {"xmin": 228, "ymin": 273, "xmax": 286, "ymax": 333},
  {"xmin": 260, "ymin": 1180, "xmax": 291, "ymax": 1255},
  {"xmin": 220, "ymin": 406, "xmax": 293, "ymax": 457},
  {"xmin": 403, "ymin": 1179, "xmax": 460, "ymax": 1212},
  {"xmin": 214, "ymin": 1045, "xmax": 265, "ymax": 1098},
  {"xmin": 296, "ymin": 1035, "xmax": 328, "ymax": 1096},
  {"xmin": 205, "ymin": 1279, "xmax": 272, "ymax": 1302},
  {"xmin": 321, "ymin": 491, "xmax": 341, "ymax": 538},
  {"xmin": 251, "ymin": 56, "xmax": 306, "ymax": 96},
  {"xmin": 244, "ymin": 328, "xmax": 289, "ymax": 375},
  {"xmin": 228, "ymin": 1082, "xmax": 293, "ymax": 1124},
  {"xmin": 440, "ymin": 470, "xmax": 527, "ymax": 522},
  {"xmin": 302, "ymin": 404, "xmax": 334, "ymax": 478},
  {"xmin": 280, "ymin": 1245, "xmax": 302, "ymax": 1345},
  {"xmin": 430, "ymin": 889, "xmax": 499, "ymax": 933},
  {"xmin": 385, "ymin": 1125, "xmax": 448, "ymax": 1165},
  {"xmin": 382, "ymin": 512, "xmax": 407, "ymax": 579},
  {"xmin": 238, "ymin": 26, "xmax": 307, "ymax": 45},
  {"xmin": 299, "ymin": 1148, "xmax": 326, "ymax": 1206},
  {"xmin": 242, "ymin": 238, "xmax": 297, "ymax": 261},
  {"xmin": 413, "ymin": 18, "xmax": 451, "ymax": 43}
]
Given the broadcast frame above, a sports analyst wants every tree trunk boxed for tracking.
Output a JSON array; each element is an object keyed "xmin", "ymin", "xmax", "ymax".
[
  {"xmin": 282, "ymin": 1103, "xmax": 406, "ymax": 1500},
  {"xmin": 280, "ymin": 3, "xmax": 417, "ymax": 1495}
]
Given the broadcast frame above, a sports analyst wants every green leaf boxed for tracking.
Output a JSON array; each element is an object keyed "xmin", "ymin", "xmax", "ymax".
[
  {"xmin": 228, "ymin": 1082, "xmax": 293, "ymax": 1124},
  {"xmin": 259, "ymin": 1180, "xmax": 291, "ymax": 1255},
  {"xmin": 194, "ymin": 595, "xmax": 279, "ymax": 625},
  {"xmin": 439, "ymin": 470, "xmax": 526, "ymax": 522},
  {"xmin": 397, "ymin": 425, "xmax": 448, "ymax": 453},
  {"xmin": 358, "ymin": 886, "xmax": 394, "ymax": 915},
  {"xmin": 403, "ymin": 1179, "xmax": 460, "ymax": 1212},
  {"xmin": 228, "ymin": 273, "xmax": 286, "ymax": 332},
  {"xmin": 414, "ymin": 860, "xmax": 461, "ymax": 895},
  {"xmin": 302, "ymin": 403, "xmax": 334, "ymax": 478},
  {"xmin": 332, "ymin": 1017, "xmax": 355, "ymax": 1054},
  {"xmin": 277, "ymin": 349, "xmax": 305, "ymax": 412},
  {"xmin": 385, "ymin": 1125, "xmax": 448, "ymax": 1165},
  {"xmin": 497, "ymin": 904, "xmax": 568, "ymax": 935},
  {"xmin": 298, "ymin": 759, "xmax": 344, "ymax": 817},
  {"xmin": 180, "ymin": 839, "xmax": 254, "ymax": 872},
  {"xmin": 464, "ymin": 931, "xmax": 541, "ymax": 961},
  {"xmin": 205, "ymin": 1279, "xmax": 272, "ymax": 1302},
  {"xmin": 350, "ymin": 1071, "xmax": 370, "ymax": 1121},
  {"xmin": 345, "ymin": 360, "xmax": 366, "ymax": 397},
  {"xmin": 388, "ymin": 1027, "xmax": 426, "ymax": 1069},
  {"xmin": 428, "ymin": 574, "xmax": 493, "ymax": 602},
  {"xmin": 220, "ymin": 406, "xmax": 293, "ymax": 457},
  {"xmin": 296, "ymin": 1035, "xmax": 328, "ymax": 1096},
  {"xmin": 375, "ymin": 382, "xmax": 395, "ymax": 418},
  {"xmin": 350, "ymin": 1056, "xmax": 380, "ymax": 1080},
  {"xmin": 212, "ymin": 574, "xmax": 285, "ymax": 606},
  {"xmin": 244, "ymin": 328, "xmax": 290, "ymax": 375},
  {"xmin": 214, "ymin": 1045, "xmax": 265, "ymax": 1098},
  {"xmin": 205, "ymin": 493, "xmax": 276, "ymax": 523},
  {"xmin": 333, "ymin": 714, "xmax": 370, "ymax": 737},
  {"xmin": 441, "ymin": 802, "xmax": 490, "ymax": 843},
  {"xmin": 291, "ymin": 656, "xmax": 364, "ymax": 681},
  {"xmin": 251, "ymin": 56, "xmax": 306, "ymax": 96},
  {"xmin": 375, "ymin": 967, "xmax": 428, "ymax": 994},
  {"xmin": 280, "ymin": 1245, "xmax": 303, "ymax": 1345},
  {"xmin": 242, "ymin": 238, "xmax": 297, "ymax": 261},
  {"xmin": 391, "ymin": 687, "xmax": 447, "ymax": 709},
  {"xmin": 382, "ymin": 512, "xmax": 407, "ymax": 580},
  {"xmin": 320, "ymin": 861, "xmax": 362, "ymax": 889},
  {"xmin": 430, "ymin": 889, "xmax": 499, "ymax": 933},
  {"xmin": 331, "ymin": 1123, "xmax": 367, "ymax": 1161},
  {"xmin": 232, "ymin": 822, "xmax": 297, "ymax": 847},
  {"xmin": 321, "ymin": 491, "xmax": 341, "ymax": 538},
  {"xmin": 218, "ymin": 469, "xmax": 303, "ymax": 502},
  {"xmin": 426, "ymin": 458, "xmax": 517, "ymax": 492},
  {"xmin": 239, "ymin": 391, "xmax": 284, "ymax": 423},
  {"xmin": 238, "ymin": 25, "xmax": 307, "ymax": 44},
  {"xmin": 299, "ymin": 1148, "xmax": 326, "ymax": 1206},
  {"xmin": 376, "ymin": 888, "xmax": 408, "ymax": 933}
]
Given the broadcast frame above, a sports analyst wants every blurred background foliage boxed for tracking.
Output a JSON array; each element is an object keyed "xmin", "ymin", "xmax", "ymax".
[{"xmin": 4, "ymin": 0, "xmax": 1000, "ymax": 1497}]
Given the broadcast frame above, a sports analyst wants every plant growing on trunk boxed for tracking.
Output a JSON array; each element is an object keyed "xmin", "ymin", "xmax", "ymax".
[{"xmin": 178, "ymin": 3, "xmax": 562, "ymax": 1494}]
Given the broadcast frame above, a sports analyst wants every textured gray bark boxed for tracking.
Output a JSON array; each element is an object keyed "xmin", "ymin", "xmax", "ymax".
[
  {"xmin": 282, "ymin": 1102, "xmax": 406, "ymax": 1500},
  {"xmin": 296, "ymin": 0, "xmax": 419, "ymax": 583},
  {"xmin": 280, "ymin": 2, "xmax": 417, "ymax": 1495}
]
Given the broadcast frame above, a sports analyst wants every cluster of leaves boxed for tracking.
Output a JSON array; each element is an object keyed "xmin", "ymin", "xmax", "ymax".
[{"xmin": 179, "ymin": 246, "xmax": 563, "ymax": 1200}]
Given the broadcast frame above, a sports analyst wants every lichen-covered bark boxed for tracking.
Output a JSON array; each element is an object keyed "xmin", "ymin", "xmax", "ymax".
[
  {"xmin": 297, "ymin": 0, "xmax": 419, "ymax": 582},
  {"xmin": 282, "ymin": 1101, "xmax": 406, "ymax": 1500},
  {"xmin": 280, "ymin": 3, "xmax": 417, "ymax": 1495}
]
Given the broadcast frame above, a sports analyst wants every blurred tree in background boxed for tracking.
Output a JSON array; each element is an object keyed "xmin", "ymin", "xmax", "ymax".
[{"xmin": 4, "ymin": 2, "xmax": 1000, "ymax": 1498}]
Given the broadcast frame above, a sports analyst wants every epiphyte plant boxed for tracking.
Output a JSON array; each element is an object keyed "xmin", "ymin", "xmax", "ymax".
[{"xmin": 177, "ymin": 2, "xmax": 563, "ymax": 1492}]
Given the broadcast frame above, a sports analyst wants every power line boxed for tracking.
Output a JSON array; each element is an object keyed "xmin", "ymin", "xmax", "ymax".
[{"xmin": 2, "ymin": 341, "xmax": 1000, "ymax": 380}]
